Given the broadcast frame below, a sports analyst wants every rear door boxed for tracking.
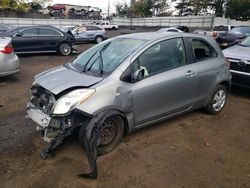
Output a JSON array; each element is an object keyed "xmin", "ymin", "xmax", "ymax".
[
  {"xmin": 38, "ymin": 27, "xmax": 62, "ymax": 51},
  {"xmin": 12, "ymin": 28, "xmax": 39, "ymax": 52},
  {"xmin": 86, "ymin": 26, "xmax": 99, "ymax": 41},
  {"xmin": 131, "ymin": 38, "xmax": 196, "ymax": 127}
]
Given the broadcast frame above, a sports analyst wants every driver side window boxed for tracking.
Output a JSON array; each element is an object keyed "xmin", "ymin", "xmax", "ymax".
[{"xmin": 134, "ymin": 38, "xmax": 186, "ymax": 79}]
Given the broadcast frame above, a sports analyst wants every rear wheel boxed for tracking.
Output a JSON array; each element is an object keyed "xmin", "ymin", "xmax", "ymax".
[
  {"xmin": 59, "ymin": 43, "xmax": 71, "ymax": 56},
  {"xmin": 95, "ymin": 36, "xmax": 103, "ymax": 44},
  {"xmin": 204, "ymin": 85, "xmax": 228, "ymax": 115},
  {"xmin": 79, "ymin": 115, "xmax": 124, "ymax": 156}
]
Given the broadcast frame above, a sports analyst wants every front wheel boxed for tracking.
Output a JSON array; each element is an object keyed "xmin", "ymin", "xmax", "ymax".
[
  {"xmin": 204, "ymin": 85, "xmax": 228, "ymax": 115},
  {"xmin": 58, "ymin": 43, "xmax": 72, "ymax": 56},
  {"xmin": 79, "ymin": 115, "xmax": 124, "ymax": 156}
]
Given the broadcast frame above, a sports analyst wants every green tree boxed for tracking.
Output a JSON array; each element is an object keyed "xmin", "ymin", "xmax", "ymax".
[
  {"xmin": 174, "ymin": 0, "xmax": 210, "ymax": 16},
  {"xmin": 131, "ymin": 0, "xmax": 154, "ymax": 17},
  {"xmin": 115, "ymin": 2, "xmax": 129, "ymax": 17},
  {"xmin": 174, "ymin": 0, "xmax": 193, "ymax": 16},
  {"xmin": 225, "ymin": 0, "xmax": 250, "ymax": 20}
]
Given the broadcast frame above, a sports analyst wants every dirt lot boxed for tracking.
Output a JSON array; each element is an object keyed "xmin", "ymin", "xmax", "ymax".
[{"xmin": 0, "ymin": 31, "xmax": 250, "ymax": 188}]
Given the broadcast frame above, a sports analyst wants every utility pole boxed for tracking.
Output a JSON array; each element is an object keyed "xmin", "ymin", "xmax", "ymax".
[{"xmin": 107, "ymin": 0, "xmax": 110, "ymax": 20}]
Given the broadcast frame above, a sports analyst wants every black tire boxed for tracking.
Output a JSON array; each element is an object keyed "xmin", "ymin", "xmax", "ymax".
[
  {"xmin": 112, "ymin": 27, "xmax": 116, "ymax": 30},
  {"xmin": 78, "ymin": 115, "xmax": 124, "ymax": 156},
  {"xmin": 203, "ymin": 85, "xmax": 228, "ymax": 115},
  {"xmin": 58, "ymin": 43, "xmax": 71, "ymax": 56},
  {"xmin": 95, "ymin": 36, "xmax": 103, "ymax": 44}
]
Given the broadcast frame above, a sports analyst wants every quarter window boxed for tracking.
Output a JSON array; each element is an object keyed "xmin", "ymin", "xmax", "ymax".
[
  {"xmin": 134, "ymin": 38, "xmax": 186, "ymax": 78},
  {"xmin": 87, "ymin": 26, "xmax": 102, "ymax": 31},
  {"xmin": 190, "ymin": 39, "xmax": 217, "ymax": 61}
]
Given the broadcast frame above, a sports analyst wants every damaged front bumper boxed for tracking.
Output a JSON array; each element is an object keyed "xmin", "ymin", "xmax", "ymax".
[
  {"xmin": 26, "ymin": 102, "xmax": 122, "ymax": 179},
  {"xmin": 26, "ymin": 102, "xmax": 73, "ymax": 142}
]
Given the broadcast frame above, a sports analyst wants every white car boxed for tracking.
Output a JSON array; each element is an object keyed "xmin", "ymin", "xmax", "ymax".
[
  {"xmin": 0, "ymin": 37, "xmax": 20, "ymax": 77},
  {"xmin": 157, "ymin": 27, "xmax": 183, "ymax": 33},
  {"xmin": 100, "ymin": 21, "xmax": 118, "ymax": 30}
]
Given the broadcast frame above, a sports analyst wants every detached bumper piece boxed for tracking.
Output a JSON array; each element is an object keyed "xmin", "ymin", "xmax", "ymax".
[{"xmin": 78, "ymin": 110, "xmax": 125, "ymax": 179}]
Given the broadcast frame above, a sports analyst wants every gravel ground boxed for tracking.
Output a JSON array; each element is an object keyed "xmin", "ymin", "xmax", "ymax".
[{"xmin": 0, "ymin": 31, "xmax": 250, "ymax": 188}]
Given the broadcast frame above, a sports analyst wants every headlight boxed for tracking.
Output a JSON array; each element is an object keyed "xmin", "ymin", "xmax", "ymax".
[{"xmin": 53, "ymin": 89, "xmax": 95, "ymax": 115}]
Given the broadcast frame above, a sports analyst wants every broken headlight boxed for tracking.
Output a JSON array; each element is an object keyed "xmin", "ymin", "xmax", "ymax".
[{"xmin": 53, "ymin": 89, "xmax": 95, "ymax": 115}]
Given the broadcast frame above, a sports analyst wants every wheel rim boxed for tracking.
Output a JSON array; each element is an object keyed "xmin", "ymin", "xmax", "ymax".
[
  {"xmin": 96, "ymin": 37, "xmax": 103, "ymax": 43},
  {"xmin": 212, "ymin": 90, "xmax": 226, "ymax": 112},
  {"xmin": 61, "ymin": 44, "xmax": 70, "ymax": 55},
  {"xmin": 100, "ymin": 120, "xmax": 118, "ymax": 146}
]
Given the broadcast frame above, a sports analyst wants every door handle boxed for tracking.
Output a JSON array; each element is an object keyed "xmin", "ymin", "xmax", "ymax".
[{"xmin": 185, "ymin": 70, "xmax": 196, "ymax": 77}]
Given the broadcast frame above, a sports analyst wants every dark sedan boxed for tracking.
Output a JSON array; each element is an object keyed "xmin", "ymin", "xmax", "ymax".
[
  {"xmin": 216, "ymin": 26, "xmax": 250, "ymax": 49},
  {"xmin": 0, "ymin": 25, "xmax": 75, "ymax": 56}
]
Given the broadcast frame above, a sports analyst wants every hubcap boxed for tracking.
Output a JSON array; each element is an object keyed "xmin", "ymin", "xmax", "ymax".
[
  {"xmin": 212, "ymin": 90, "xmax": 226, "ymax": 112},
  {"xmin": 61, "ymin": 44, "xmax": 70, "ymax": 54},
  {"xmin": 100, "ymin": 120, "xmax": 117, "ymax": 146},
  {"xmin": 96, "ymin": 37, "xmax": 103, "ymax": 43}
]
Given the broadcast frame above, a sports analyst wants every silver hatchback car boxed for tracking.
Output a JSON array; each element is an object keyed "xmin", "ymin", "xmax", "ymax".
[
  {"xmin": 0, "ymin": 37, "xmax": 20, "ymax": 77},
  {"xmin": 26, "ymin": 32, "xmax": 231, "ymax": 178}
]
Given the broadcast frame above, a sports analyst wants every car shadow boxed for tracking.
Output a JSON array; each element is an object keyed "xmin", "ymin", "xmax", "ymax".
[
  {"xmin": 230, "ymin": 85, "xmax": 250, "ymax": 100},
  {"xmin": 0, "ymin": 73, "xmax": 20, "ymax": 84}
]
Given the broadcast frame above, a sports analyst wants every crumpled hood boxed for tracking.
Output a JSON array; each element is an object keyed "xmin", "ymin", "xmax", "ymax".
[
  {"xmin": 223, "ymin": 45, "xmax": 250, "ymax": 60},
  {"xmin": 35, "ymin": 66, "xmax": 103, "ymax": 95}
]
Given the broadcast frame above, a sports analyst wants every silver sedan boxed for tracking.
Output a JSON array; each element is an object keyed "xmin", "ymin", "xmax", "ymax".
[{"xmin": 0, "ymin": 37, "xmax": 20, "ymax": 77}]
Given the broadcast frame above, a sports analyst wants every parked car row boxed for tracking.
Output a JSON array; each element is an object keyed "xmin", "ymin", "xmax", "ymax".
[{"xmin": 0, "ymin": 23, "xmax": 249, "ymax": 90}]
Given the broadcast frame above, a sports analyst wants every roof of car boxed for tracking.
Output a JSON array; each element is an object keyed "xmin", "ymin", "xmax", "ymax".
[
  {"xmin": 15, "ymin": 25, "xmax": 61, "ymax": 30},
  {"xmin": 116, "ymin": 32, "xmax": 206, "ymax": 41}
]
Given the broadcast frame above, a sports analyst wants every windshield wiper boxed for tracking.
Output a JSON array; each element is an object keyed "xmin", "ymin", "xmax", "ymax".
[
  {"xmin": 83, "ymin": 41, "xmax": 111, "ymax": 74},
  {"xmin": 238, "ymin": 44, "xmax": 249, "ymax": 47}
]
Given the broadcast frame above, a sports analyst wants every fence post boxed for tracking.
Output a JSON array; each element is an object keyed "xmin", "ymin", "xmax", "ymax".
[{"xmin": 210, "ymin": 16, "xmax": 215, "ymax": 29}]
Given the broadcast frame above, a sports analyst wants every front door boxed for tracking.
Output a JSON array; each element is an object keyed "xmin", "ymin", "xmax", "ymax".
[
  {"xmin": 131, "ymin": 38, "xmax": 196, "ymax": 126},
  {"xmin": 12, "ymin": 28, "xmax": 40, "ymax": 52}
]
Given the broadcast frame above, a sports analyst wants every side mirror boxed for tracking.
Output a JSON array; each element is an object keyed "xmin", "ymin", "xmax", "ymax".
[
  {"xmin": 132, "ymin": 68, "xmax": 144, "ymax": 82},
  {"xmin": 15, "ymin": 32, "xmax": 23, "ymax": 37}
]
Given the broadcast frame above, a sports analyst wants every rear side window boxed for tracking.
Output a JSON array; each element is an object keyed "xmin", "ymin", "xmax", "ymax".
[
  {"xmin": 39, "ymin": 28, "xmax": 61, "ymax": 36},
  {"xmin": 190, "ymin": 39, "xmax": 217, "ymax": 61},
  {"xmin": 87, "ymin": 26, "xmax": 102, "ymax": 31},
  {"xmin": 21, "ymin": 28, "xmax": 38, "ymax": 36},
  {"xmin": 213, "ymin": 26, "xmax": 229, "ymax": 31}
]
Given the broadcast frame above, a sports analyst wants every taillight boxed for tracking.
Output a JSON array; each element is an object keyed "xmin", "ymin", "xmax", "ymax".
[
  {"xmin": 0, "ymin": 45, "xmax": 13, "ymax": 54},
  {"xmin": 225, "ymin": 58, "xmax": 230, "ymax": 69},
  {"xmin": 212, "ymin": 31, "xmax": 218, "ymax": 38}
]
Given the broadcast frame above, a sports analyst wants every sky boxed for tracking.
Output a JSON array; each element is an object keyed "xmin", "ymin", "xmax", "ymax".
[{"xmin": 51, "ymin": 0, "xmax": 130, "ymax": 13}]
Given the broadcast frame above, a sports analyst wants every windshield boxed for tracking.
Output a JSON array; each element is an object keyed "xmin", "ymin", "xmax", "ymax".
[
  {"xmin": 72, "ymin": 38, "xmax": 146, "ymax": 74},
  {"xmin": 229, "ymin": 27, "xmax": 250, "ymax": 35},
  {"xmin": 240, "ymin": 37, "xmax": 250, "ymax": 47}
]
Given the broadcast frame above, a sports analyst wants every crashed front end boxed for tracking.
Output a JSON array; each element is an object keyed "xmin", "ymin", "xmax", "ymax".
[{"xmin": 26, "ymin": 84, "xmax": 92, "ymax": 156}]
